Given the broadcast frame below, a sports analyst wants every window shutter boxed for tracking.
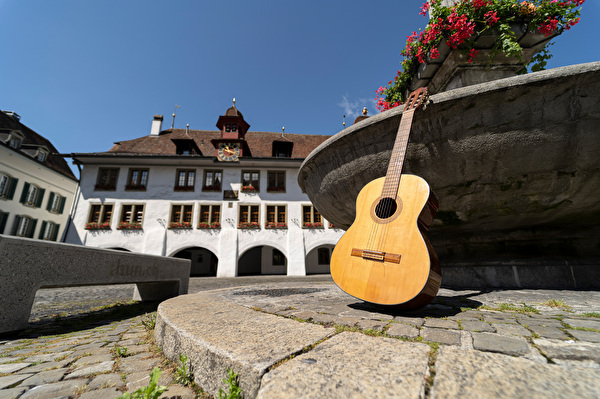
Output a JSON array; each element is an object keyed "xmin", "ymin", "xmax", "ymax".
[
  {"xmin": 0, "ymin": 212, "xmax": 8, "ymax": 234},
  {"xmin": 52, "ymin": 224, "xmax": 60, "ymax": 241},
  {"xmin": 39, "ymin": 221, "xmax": 47, "ymax": 239},
  {"xmin": 36, "ymin": 189, "xmax": 45, "ymax": 208},
  {"xmin": 11, "ymin": 215, "xmax": 22, "ymax": 235},
  {"xmin": 58, "ymin": 196, "xmax": 66, "ymax": 214},
  {"xmin": 20, "ymin": 182, "xmax": 30, "ymax": 204},
  {"xmin": 27, "ymin": 219, "xmax": 38, "ymax": 238},
  {"xmin": 46, "ymin": 192, "xmax": 55, "ymax": 211},
  {"xmin": 7, "ymin": 178, "xmax": 18, "ymax": 200}
]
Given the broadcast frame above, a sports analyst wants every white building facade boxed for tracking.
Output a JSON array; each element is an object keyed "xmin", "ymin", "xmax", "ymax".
[
  {"xmin": 0, "ymin": 111, "xmax": 78, "ymax": 241},
  {"xmin": 65, "ymin": 104, "xmax": 343, "ymax": 276}
]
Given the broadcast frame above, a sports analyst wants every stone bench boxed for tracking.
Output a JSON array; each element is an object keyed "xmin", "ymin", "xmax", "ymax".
[{"xmin": 0, "ymin": 235, "xmax": 190, "ymax": 334}]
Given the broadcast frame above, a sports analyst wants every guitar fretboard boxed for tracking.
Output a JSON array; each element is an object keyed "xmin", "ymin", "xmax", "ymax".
[{"xmin": 381, "ymin": 107, "xmax": 417, "ymax": 198}]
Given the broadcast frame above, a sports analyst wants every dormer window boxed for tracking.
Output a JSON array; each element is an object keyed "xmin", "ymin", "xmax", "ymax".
[
  {"xmin": 3, "ymin": 130, "xmax": 25, "ymax": 150},
  {"xmin": 36, "ymin": 148, "xmax": 49, "ymax": 162},
  {"xmin": 172, "ymin": 139, "xmax": 200, "ymax": 155},
  {"xmin": 9, "ymin": 136, "xmax": 21, "ymax": 149},
  {"xmin": 272, "ymin": 141, "xmax": 293, "ymax": 158}
]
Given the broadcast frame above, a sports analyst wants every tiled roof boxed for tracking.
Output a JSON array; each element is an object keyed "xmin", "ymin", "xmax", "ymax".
[
  {"xmin": 0, "ymin": 111, "xmax": 77, "ymax": 180},
  {"xmin": 108, "ymin": 129, "xmax": 330, "ymax": 159}
]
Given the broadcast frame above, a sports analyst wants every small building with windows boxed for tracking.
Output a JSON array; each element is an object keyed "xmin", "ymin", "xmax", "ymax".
[
  {"xmin": 0, "ymin": 110, "xmax": 78, "ymax": 241},
  {"xmin": 64, "ymin": 102, "xmax": 343, "ymax": 276}
]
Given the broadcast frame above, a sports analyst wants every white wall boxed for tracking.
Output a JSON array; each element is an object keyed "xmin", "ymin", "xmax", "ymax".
[
  {"xmin": 0, "ymin": 146, "xmax": 78, "ymax": 241},
  {"xmin": 67, "ymin": 160, "xmax": 343, "ymax": 276}
]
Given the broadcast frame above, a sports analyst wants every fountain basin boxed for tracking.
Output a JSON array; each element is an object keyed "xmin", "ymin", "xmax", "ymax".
[{"xmin": 299, "ymin": 62, "xmax": 600, "ymax": 289}]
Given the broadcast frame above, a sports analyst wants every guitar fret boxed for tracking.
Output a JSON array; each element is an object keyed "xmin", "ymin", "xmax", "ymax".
[{"xmin": 382, "ymin": 109, "xmax": 416, "ymax": 197}]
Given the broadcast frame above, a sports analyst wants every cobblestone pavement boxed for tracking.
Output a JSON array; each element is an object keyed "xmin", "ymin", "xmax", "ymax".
[{"xmin": 1, "ymin": 276, "xmax": 599, "ymax": 398}]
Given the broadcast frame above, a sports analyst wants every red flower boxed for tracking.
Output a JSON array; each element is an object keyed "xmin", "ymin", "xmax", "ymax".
[
  {"xmin": 484, "ymin": 10, "xmax": 499, "ymax": 26},
  {"xmin": 472, "ymin": 0, "xmax": 491, "ymax": 9},
  {"xmin": 468, "ymin": 48, "xmax": 479, "ymax": 63}
]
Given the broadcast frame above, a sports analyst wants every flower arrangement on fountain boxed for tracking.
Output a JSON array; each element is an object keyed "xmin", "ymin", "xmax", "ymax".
[
  {"xmin": 197, "ymin": 222, "xmax": 221, "ymax": 229},
  {"xmin": 375, "ymin": 0, "xmax": 584, "ymax": 110}
]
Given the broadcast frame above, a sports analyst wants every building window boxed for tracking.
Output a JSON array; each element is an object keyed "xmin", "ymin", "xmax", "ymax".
[
  {"xmin": 0, "ymin": 210, "xmax": 8, "ymax": 234},
  {"xmin": 225, "ymin": 124, "xmax": 237, "ymax": 133},
  {"xmin": 272, "ymin": 248, "xmax": 286, "ymax": 266},
  {"xmin": 198, "ymin": 204, "xmax": 221, "ymax": 228},
  {"xmin": 12, "ymin": 215, "xmax": 37, "ymax": 238},
  {"xmin": 37, "ymin": 151, "xmax": 48, "ymax": 162},
  {"xmin": 119, "ymin": 204, "xmax": 144, "ymax": 229},
  {"xmin": 46, "ymin": 192, "xmax": 66, "ymax": 214},
  {"xmin": 303, "ymin": 205, "xmax": 323, "ymax": 228},
  {"xmin": 202, "ymin": 170, "xmax": 222, "ymax": 192},
  {"xmin": 265, "ymin": 205, "xmax": 287, "ymax": 229},
  {"xmin": 0, "ymin": 173, "xmax": 18, "ymax": 200},
  {"xmin": 19, "ymin": 183, "xmax": 45, "ymax": 208},
  {"xmin": 95, "ymin": 168, "xmax": 119, "ymax": 190},
  {"xmin": 272, "ymin": 141, "xmax": 293, "ymax": 158},
  {"xmin": 169, "ymin": 204, "xmax": 193, "ymax": 228},
  {"xmin": 241, "ymin": 170, "xmax": 260, "ymax": 192},
  {"xmin": 9, "ymin": 136, "xmax": 21, "ymax": 149},
  {"xmin": 173, "ymin": 139, "xmax": 199, "ymax": 155},
  {"xmin": 39, "ymin": 221, "xmax": 59, "ymax": 241},
  {"xmin": 126, "ymin": 168, "xmax": 149, "ymax": 191},
  {"xmin": 238, "ymin": 205, "xmax": 260, "ymax": 229},
  {"xmin": 318, "ymin": 248, "xmax": 331, "ymax": 265},
  {"xmin": 267, "ymin": 171, "xmax": 285, "ymax": 192},
  {"xmin": 86, "ymin": 203, "xmax": 113, "ymax": 229},
  {"xmin": 174, "ymin": 169, "xmax": 195, "ymax": 191}
]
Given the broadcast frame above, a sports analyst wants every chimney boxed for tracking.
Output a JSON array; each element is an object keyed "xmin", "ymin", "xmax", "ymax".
[{"xmin": 150, "ymin": 115, "xmax": 163, "ymax": 136}]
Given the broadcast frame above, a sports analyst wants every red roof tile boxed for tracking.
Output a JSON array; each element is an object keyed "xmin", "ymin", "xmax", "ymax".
[{"xmin": 108, "ymin": 129, "xmax": 330, "ymax": 159}]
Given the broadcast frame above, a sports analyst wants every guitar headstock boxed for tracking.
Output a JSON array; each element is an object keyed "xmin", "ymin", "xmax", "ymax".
[{"xmin": 403, "ymin": 87, "xmax": 428, "ymax": 112}]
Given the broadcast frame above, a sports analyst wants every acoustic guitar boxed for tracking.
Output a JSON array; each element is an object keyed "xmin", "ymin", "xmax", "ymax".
[{"xmin": 330, "ymin": 88, "xmax": 441, "ymax": 309}]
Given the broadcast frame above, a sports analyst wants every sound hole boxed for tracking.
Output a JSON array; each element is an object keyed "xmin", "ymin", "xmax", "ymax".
[{"xmin": 374, "ymin": 197, "xmax": 398, "ymax": 219}]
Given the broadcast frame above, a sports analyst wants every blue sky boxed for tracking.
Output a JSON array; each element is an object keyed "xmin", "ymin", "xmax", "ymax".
[{"xmin": 1, "ymin": 0, "xmax": 598, "ymax": 174}]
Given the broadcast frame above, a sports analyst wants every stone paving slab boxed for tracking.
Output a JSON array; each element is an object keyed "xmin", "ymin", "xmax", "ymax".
[
  {"xmin": 1, "ymin": 276, "xmax": 600, "ymax": 398},
  {"xmin": 432, "ymin": 346, "xmax": 600, "ymax": 398},
  {"xmin": 155, "ymin": 290, "xmax": 336, "ymax": 398},
  {"xmin": 257, "ymin": 332, "xmax": 431, "ymax": 398}
]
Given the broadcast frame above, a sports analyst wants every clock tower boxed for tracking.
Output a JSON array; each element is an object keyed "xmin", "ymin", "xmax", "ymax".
[{"xmin": 212, "ymin": 98, "xmax": 251, "ymax": 161}]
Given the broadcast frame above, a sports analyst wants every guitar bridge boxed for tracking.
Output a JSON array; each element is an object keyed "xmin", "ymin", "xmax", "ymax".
[{"xmin": 351, "ymin": 248, "xmax": 401, "ymax": 264}]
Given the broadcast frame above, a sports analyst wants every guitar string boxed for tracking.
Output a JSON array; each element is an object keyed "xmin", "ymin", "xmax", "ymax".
[
  {"xmin": 363, "ymin": 89, "xmax": 424, "ymax": 261},
  {"xmin": 369, "ymin": 97, "xmax": 420, "ymax": 257}
]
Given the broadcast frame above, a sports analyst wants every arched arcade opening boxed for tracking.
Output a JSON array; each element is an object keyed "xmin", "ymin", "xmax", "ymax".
[
  {"xmin": 238, "ymin": 245, "xmax": 287, "ymax": 276},
  {"xmin": 172, "ymin": 247, "xmax": 218, "ymax": 276},
  {"xmin": 305, "ymin": 244, "xmax": 334, "ymax": 274}
]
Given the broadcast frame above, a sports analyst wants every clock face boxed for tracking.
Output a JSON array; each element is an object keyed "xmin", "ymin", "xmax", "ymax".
[{"xmin": 217, "ymin": 142, "xmax": 240, "ymax": 162}]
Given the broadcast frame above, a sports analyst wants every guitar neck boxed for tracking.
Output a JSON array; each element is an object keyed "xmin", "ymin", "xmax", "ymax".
[{"xmin": 381, "ymin": 108, "xmax": 416, "ymax": 198}]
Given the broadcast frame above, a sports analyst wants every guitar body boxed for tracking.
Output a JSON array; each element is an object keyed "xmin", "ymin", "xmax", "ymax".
[{"xmin": 331, "ymin": 174, "xmax": 441, "ymax": 309}]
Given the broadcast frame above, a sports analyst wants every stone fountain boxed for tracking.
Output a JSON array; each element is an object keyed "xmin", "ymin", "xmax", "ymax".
[{"xmin": 299, "ymin": 61, "xmax": 600, "ymax": 289}]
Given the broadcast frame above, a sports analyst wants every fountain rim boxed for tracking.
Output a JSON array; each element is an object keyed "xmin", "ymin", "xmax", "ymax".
[{"xmin": 298, "ymin": 61, "xmax": 600, "ymax": 192}]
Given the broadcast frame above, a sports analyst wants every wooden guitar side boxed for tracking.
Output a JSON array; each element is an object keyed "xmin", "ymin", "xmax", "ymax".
[{"xmin": 331, "ymin": 174, "xmax": 441, "ymax": 308}]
